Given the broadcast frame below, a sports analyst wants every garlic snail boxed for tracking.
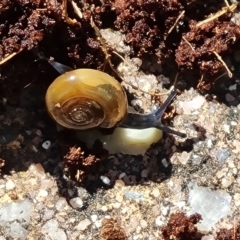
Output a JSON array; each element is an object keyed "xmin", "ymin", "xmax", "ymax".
[
  {"xmin": 45, "ymin": 60, "xmax": 186, "ymax": 139},
  {"xmin": 46, "ymin": 69, "xmax": 128, "ymax": 130}
]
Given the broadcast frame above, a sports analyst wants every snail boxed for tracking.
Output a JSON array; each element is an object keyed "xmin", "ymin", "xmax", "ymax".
[{"xmin": 45, "ymin": 60, "xmax": 186, "ymax": 140}]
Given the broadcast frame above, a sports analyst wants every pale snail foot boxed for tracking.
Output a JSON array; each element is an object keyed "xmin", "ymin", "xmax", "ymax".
[{"xmin": 47, "ymin": 58, "xmax": 186, "ymax": 138}]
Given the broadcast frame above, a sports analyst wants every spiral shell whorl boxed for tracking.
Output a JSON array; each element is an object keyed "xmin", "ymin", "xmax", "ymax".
[{"xmin": 45, "ymin": 69, "xmax": 128, "ymax": 130}]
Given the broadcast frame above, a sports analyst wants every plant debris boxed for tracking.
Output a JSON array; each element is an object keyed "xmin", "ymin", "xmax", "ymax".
[
  {"xmin": 176, "ymin": 20, "xmax": 240, "ymax": 76},
  {"xmin": 161, "ymin": 212, "xmax": 202, "ymax": 240},
  {"xmin": 1, "ymin": 0, "xmax": 240, "ymax": 80},
  {"xmin": 0, "ymin": 0, "xmax": 62, "ymax": 65},
  {"xmin": 216, "ymin": 222, "xmax": 240, "ymax": 240},
  {"xmin": 63, "ymin": 146, "xmax": 101, "ymax": 182},
  {"xmin": 100, "ymin": 217, "xmax": 127, "ymax": 240}
]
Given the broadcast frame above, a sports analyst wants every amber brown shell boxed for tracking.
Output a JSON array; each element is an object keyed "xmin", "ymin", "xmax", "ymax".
[{"xmin": 45, "ymin": 69, "xmax": 128, "ymax": 130}]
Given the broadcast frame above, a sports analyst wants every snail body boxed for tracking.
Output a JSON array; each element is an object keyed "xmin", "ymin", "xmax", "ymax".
[{"xmin": 46, "ymin": 69, "xmax": 128, "ymax": 130}]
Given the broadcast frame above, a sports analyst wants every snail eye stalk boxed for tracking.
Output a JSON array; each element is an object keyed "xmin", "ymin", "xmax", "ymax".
[{"xmin": 120, "ymin": 87, "xmax": 186, "ymax": 138}]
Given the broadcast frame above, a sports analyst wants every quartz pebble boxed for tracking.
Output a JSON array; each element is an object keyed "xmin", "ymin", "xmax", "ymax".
[
  {"xmin": 188, "ymin": 182, "xmax": 231, "ymax": 231},
  {"xmin": 100, "ymin": 176, "xmax": 111, "ymax": 185},
  {"xmin": 0, "ymin": 200, "xmax": 32, "ymax": 239},
  {"xmin": 155, "ymin": 216, "xmax": 164, "ymax": 227},
  {"xmin": 42, "ymin": 140, "xmax": 51, "ymax": 149},
  {"xmin": 69, "ymin": 197, "xmax": 83, "ymax": 209},
  {"xmin": 42, "ymin": 219, "xmax": 67, "ymax": 240},
  {"xmin": 76, "ymin": 219, "xmax": 91, "ymax": 231},
  {"xmin": 119, "ymin": 172, "xmax": 126, "ymax": 179},
  {"xmin": 5, "ymin": 179, "xmax": 15, "ymax": 190},
  {"xmin": 215, "ymin": 149, "xmax": 230, "ymax": 165},
  {"xmin": 91, "ymin": 215, "xmax": 98, "ymax": 222}
]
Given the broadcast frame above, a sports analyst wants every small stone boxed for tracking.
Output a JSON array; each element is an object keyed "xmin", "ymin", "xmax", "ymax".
[
  {"xmin": 42, "ymin": 219, "xmax": 67, "ymax": 240},
  {"xmin": 188, "ymin": 182, "xmax": 231, "ymax": 231},
  {"xmin": 101, "ymin": 206, "xmax": 108, "ymax": 212},
  {"xmin": 201, "ymin": 235, "xmax": 215, "ymax": 240},
  {"xmin": 179, "ymin": 96, "xmax": 206, "ymax": 114},
  {"xmin": 221, "ymin": 176, "xmax": 234, "ymax": 188},
  {"xmin": 100, "ymin": 176, "xmax": 111, "ymax": 185},
  {"xmin": 42, "ymin": 140, "xmax": 51, "ymax": 149},
  {"xmin": 234, "ymin": 193, "xmax": 240, "ymax": 206},
  {"xmin": 43, "ymin": 209, "xmax": 54, "ymax": 221},
  {"xmin": 116, "ymin": 192, "xmax": 123, "ymax": 202},
  {"xmin": 114, "ymin": 179, "xmax": 125, "ymax": 188},
  {"xmin": 161, "ymin": 206, "xmax": 169, "ymax": 216},
  {"xmin": 140, "ymin": 219, "xmax": 148, "ymax": 229},
  {"xmin": 29, "ymin": 163, "xmax": 45, "ymax": 178},
  {"xmin": 119, "ymin": 172, "xmax": 126, "ymax": 179},
  {"xmin": 91, "ymin": 215, "xmax": 98, "ymax": 222},
  {"xmin": 95, "ymin": 219, "xmax": 102, "ymax": 228},
  {"xmin": 56, "ymin": 198, "xmax": 69, "ymax": 211},
  {"xmin": 5, "ymin": 179, "xmax": 15, "ymax": 190},
  {"xmin": 229, "ymin": 84, "xmax": 237, "ymax": 91},
  {"xmin": 76, "ymin": 219, "xmax": 91, "ymax": 231},
  {"xmin": 141, "ymin": 169, "xmax": 149, "ymax": 178},
  {"xmin": 36, "ymin": 129, "xmax": 42, "ymax": 137},
  {"xmin": 112, "ymin": 202, "xmax": 121, "ymax": 209},
  {"xmin": 161, "ymin": 158, "xmax": 169, "ymax": 168},
  {"xmin": 151, "ymin": 188, "xmax": 160, "ymax": 198},
  {"xmin": 178, "ymin": 151, "xmax": 191, "ymax": 165},
  {"xmin": 155, "ymin": 216, "xmax": 164, "ymax": 227},
  {"xmin": 223, "ymin": 124, "xmax": 230, "ymax": 133},
  {"xmin": 37, "ymin": 190, "xmax": 48, "ymax": 198},
  {"xmin": 215, "ymin": 149, "xmax": 230, "ymax": 165},
  {"xmin": 69, "ymin": 197, "xmax": 83, "ymax": 209},
  {"xmin": 32, "ymin": 136, "xmax": 42, "ymax": 146},
  {"xmin": 225, "ymin": 93, "xmax": 235, "ymax": 102}
]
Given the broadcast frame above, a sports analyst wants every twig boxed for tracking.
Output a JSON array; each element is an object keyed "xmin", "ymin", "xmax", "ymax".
[
  {"xmin": 62, "ymin": 0, "xmax": 77, "ymax": 25},
  {"xmin": 213, "ymin": 72, "xmax": 227, "ymax": 83},
  {"xmin": 196, "ymin": 4, "xmax": 237, "ymax": 28},
  {"xmin": 72, "ymin": 1, "xmax": 83, "ymax": 19},
  {"xmin": 225, "ymin": 0, "xmax": 230, "ymax": 7},
  {"xmin": 212, "ymin": 51, "xmax": 232, "ymax": 78},
  {"xmin": 197, "ymin": 74, "xmax": 204, "ymax": 89},
  {"xmin": 0, "ymin": 49, "xmax": 23, "ymax": 66},
  {"xmin": 167, "ymin": 11, "xmax": 185, "ymax": 36},
  {"xmin": 182, "ymin": 36, "xmax": 195, "ymax": 52}
]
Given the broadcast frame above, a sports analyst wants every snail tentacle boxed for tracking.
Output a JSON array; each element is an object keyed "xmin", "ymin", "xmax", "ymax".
[{"xmin": 119, "ymin": 87, "xmax": 186, "ymax": 138}]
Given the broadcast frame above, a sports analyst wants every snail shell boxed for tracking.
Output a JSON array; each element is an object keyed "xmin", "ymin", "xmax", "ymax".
[{"xmin": 45, "ymin": 69, "xmax": 128, "ymax": 130}]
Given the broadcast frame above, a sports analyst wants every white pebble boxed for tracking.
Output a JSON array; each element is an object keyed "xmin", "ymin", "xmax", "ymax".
[
  {"xmin": 69, "ymin": 197, "xmax": 83, "ymax": 209},
  {"xmin": 5, "ymin": 179, "xmax": 15, "ymax": 190},
  {"xmin": 161, "ymin": 206, "xmax": 169, "ymax": 216},
  {"xmin": 95, "ymin": 219, "xmax": 102, "ymax": 228},
  {"xmin": 161, "ymin": 158, "xmax": 169, "ymax": 168},
  {"xmin": 140, "ymin": 219, "xmax": 148, "ymax": 228},
  {"xmin": 229, "ymin": 84, "xmax": 237, "ymax": 91},
  {"xmin": 100, "ymin": 176, "xmax": 111, "ymax": 185},
  {"xmin": 155, "ymin": 216, "xmax": 164, "ymax": 227},
  {"xmin": 76, "ymin": 219, "xmax": 91, "ymax": 231},
  {"xmin": 119, "ymin": 172, "xmax": 126, "ymax": 179},
  {"xmin": 91, "ymin": 215, "xmax": 98, "ymax": 222},
  {"xmin": 38, "ymin": 189, "xmax": 48, "ymax": 198},
  {"xmin": 42, "ymin": 140, "xmax": 51, "ymax": 150}
]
